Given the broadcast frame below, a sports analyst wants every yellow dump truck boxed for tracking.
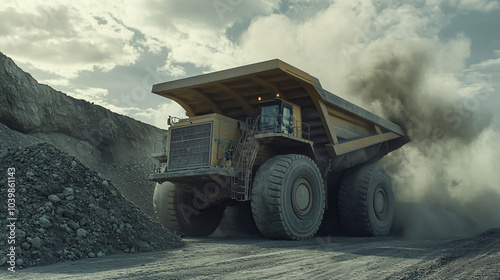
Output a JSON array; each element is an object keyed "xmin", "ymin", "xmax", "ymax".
[{"xmin": 150, "ymin": 59, "xmax": 409, "ymax": 240}]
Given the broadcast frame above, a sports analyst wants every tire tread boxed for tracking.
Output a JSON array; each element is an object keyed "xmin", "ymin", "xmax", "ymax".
[
  {"xmin": 251, "ymin": 154, "xmax": 325, "ymax": 240},
  {"xmin": 338, "ymin": 165, "xmax": 393, "ymax": 237}
]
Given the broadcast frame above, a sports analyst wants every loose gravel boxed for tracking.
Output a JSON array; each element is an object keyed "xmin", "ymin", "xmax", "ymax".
[{"xmin": 0, "ymin": 143, "xmax": 184, "ymax": 269}]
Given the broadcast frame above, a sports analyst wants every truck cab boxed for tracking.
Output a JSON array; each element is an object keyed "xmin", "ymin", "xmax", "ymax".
[{"xmin": 259, "ymin": 98, "xmax": 302, "ymax": 138}]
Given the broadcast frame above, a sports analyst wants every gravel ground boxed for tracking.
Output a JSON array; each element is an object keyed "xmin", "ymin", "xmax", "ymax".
[
  {"xmin": 0, "ymin": 143, "xmax": 183, "ymax": 270},
  {"xmin": 11, "ymin": 229, "xmax": 500, "ymax": 279}
]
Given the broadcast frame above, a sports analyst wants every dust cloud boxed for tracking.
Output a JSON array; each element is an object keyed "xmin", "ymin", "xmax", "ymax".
[{"xmin": 346, "ymin": 38, "xmax": 500, "ymax": 238}]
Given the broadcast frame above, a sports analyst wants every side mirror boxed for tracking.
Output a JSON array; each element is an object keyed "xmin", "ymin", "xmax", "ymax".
[{"xmin": 167, "ymin": 116, "xmax": 171, "ymax": 126}]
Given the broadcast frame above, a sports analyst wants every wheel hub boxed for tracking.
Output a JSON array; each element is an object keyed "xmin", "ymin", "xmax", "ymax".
[
  {"xmin": 292, "ymin": 177, "xmax": 312, "ymax": 218},
  {"xmin": 373, "ymin": 185, "xmax": 387, "ymax": 220}
]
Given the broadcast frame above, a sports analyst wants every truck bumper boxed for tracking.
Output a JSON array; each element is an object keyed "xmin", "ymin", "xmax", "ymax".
[{"xmin": 149, "ymin": 168, "xmax": 231, "ymax": 183}]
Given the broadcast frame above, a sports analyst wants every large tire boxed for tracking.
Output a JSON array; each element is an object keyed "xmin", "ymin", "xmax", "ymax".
[
  {"xmin": 153, "ymin": 181, "xmax": 225, "ymax": 237},
  {"xmin": 251, "ymin": 154, "xmax": 326, "ymax": 240},
  {"xmin": 338, "ymin": 165, "xmax": 394, "ymax": 237}
]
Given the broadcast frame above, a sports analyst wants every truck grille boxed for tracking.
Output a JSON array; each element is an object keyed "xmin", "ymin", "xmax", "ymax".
[{"xmin": 168, "ymin": 123, "xmax": 212, "ymax": 171}]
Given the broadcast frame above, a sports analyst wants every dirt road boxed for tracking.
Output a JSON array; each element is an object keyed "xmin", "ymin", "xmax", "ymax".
[{"xmin": 9, "ymin": 229, "xmax": 500, "ymax": 279}]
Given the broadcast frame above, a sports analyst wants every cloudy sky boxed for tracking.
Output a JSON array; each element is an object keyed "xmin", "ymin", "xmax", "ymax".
[{"xmin": 0, "ymin": 0, "xmax": 499, "ymax": 129}]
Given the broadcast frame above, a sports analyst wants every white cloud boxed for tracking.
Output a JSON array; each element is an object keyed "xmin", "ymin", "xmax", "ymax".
[
  {"xmin": 68, "ymin": 87, "xmax": 108, "ymax": 103},
  {"xmin": 133, "ymin": 102, "xmax": 186, "ymax": 129},
  {"xmin": 0, "ymin": 1, "xmax": 140, "ymax": 79},
  {"xmin": 471, "ymin": 58, "xmax": 500, "ymax": 69},
  {"xmin": 448, "ymin": 0, "xmax": 500, "ymax": 12},
  {"xmin": 39, "ymin": 78, "xmax": 70, "ymax": 87},
  {"xmin": 101, "ymin": 104, "xmax": 143, "ymax": 117},
  {"xmin": 470, "ymin": 50, "xmax": 500, "ymax": 70},
  {"xmin": 66, "ymin": 86, "xmax": 147, "ymax": 117},
  {"xmin": 158, "ymin": 58, "xmax": 186, "ymax": 77},
  {"xmin": 123, "ymin": 0, "xmax": 278, "ymax": 31},
  {"xmin": 163, "ymin": 31, "xmax": 243, "ymax": 71},
  {"xmin": 116, "ymin": 0, "xmax": 278, "ymax": 72}
]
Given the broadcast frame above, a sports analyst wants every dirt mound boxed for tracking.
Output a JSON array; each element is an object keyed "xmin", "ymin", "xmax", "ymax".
[
  {"xmin": 93, "ymin": 159, "xmax": 158, "ymax": 218},
  {"xmin": 0, "ymin": 143, "xmax": 183, "ymax": 269},
  {"xmin": 0, "ymin": 122, "xmax": 41, "ymax": 151}
]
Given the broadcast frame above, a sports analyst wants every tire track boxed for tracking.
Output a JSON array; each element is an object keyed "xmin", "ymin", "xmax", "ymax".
[{"xmin": 14, "ymin": 230, "xmax": 500, "ymax": 280}]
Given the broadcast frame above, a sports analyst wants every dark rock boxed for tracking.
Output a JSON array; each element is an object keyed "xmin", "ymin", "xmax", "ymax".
[
  {"xmin": 48, "ymin": 195, "xmax": 61, "ymax": 203},
  {"xmin": 62, "ymin": 188, "xmax": 74, "ymax": 197},
  {"xmin": 0, "ymin": 143, "xmax": 184, "ymax": 269},
  {"xmin": 39, "ymin": 217, "xmax": 52, "ymax": 228},
  {"xmin": 76, "ymin": 229, "xmax": 88, "ymax": 238},
  {"xmin": 29, "ymin": 237, "xmax": 43, "ymax": 249}
]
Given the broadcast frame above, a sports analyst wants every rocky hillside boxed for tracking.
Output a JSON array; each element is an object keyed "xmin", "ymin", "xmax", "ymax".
[{"xmin": 0, "ymin": 52, "xmax": 167, "ymax": 217}]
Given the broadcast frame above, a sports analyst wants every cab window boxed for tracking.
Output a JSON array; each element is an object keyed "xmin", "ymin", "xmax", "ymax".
[{"xmin": 261, "ymin": 104, "xmax": 279, "ymax": 127}]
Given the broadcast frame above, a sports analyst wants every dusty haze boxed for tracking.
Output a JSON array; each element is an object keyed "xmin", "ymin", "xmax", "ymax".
[
  {"xmin": 346, "ymin": 38, "xmax": 500, "ymax": 238},
  {"xmin": 229, "ymin": 1, "xmax": 500, "ymax": 239}
]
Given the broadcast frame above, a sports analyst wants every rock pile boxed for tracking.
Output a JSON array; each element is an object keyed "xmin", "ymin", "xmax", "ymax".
[
  {"xmin": 0, "ymin": 143, "xmax": 183, "ymax": 269},
  {"xmin": 93, "ymin": 158, "xmax": 159, "ymax": 218}
]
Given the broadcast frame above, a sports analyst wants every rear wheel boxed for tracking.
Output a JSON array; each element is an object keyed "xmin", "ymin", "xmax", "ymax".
[
  {"xmin": 153, "ymin": 181, "xmax": 225, "ymax": 237},
  {"xmin": 251, "ymin": 154, "xmax": 326, "ymax": 240},
  {"xmin": 338, "ymin": 165, "xmax": 394, "ymax": 236}
]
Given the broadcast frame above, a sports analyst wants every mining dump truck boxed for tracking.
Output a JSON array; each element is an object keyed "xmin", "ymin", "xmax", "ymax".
[{"xmin": 150, "ymin": 59, "xmax": 409, "ymax": 240}]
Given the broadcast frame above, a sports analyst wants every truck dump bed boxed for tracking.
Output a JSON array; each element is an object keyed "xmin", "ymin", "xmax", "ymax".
[{"xmin": 152, "ymin": 59, "xmax": 408, "ymax": 168}]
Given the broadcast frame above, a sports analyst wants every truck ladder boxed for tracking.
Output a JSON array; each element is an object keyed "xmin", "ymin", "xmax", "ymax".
[{"xmin": 231, "ymin": 118, "xmax": 260, "ymax": 201}]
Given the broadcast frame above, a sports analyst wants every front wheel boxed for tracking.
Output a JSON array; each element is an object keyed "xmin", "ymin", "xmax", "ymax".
[
  {"xmin": 338, "ymin": 165, "xmax": 394, "ymax": 236},
  {"xmin": 153, "ymin": 182, "xmax": 225, "ymax": 237},
  {"xmin": 251, "ymin": 154, "xmax": 326, "ymax": 240}
]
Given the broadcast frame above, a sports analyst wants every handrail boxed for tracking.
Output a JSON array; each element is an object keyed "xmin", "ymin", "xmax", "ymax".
[
  {"xmin": 233, "ymin": 117, "xmax": 253, "ymax": 169},
  {"xmin": 233, "ymin": 114, "xmax": 311, "ymax": 170}
]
